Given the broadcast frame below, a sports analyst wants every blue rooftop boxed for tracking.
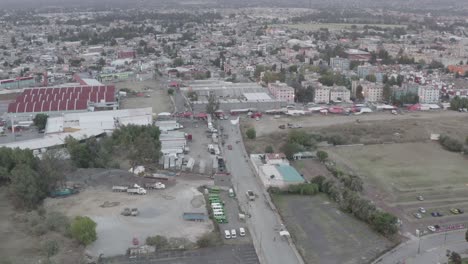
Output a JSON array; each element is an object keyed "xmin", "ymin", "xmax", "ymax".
[{"xmin": 276, "ymin": 164, "xmax": 305, "ymax": 183}]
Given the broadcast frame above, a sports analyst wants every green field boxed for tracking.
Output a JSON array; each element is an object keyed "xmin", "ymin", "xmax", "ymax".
[
  {"xmin": 273, "ymin": 194, "xmax": 394, "ymax": 264},
  {"xmin": 284, "ymin": 23, "xmax": 406, "ymax": 31},
  {"xmin": 328, "ymin": 143, "xmax": 468, "ymax": 192}
]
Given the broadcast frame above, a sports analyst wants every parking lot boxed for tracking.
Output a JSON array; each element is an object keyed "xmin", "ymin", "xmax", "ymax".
[
  {"xmin": 44, "ymin": 170, "xmax": 213, "ymax": 257},
  {"xmin": 215, "ymin": 190, "xmax": 251, "ymax": 245}
]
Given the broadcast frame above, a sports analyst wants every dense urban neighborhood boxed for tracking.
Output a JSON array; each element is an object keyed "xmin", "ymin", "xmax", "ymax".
[{"xmin": 0, "ymin": 1, "xmax": 467, "ymax": 264}]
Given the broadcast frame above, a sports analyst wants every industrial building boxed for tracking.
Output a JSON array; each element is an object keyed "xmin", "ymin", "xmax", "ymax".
[
  {"xmin": 7, "ymin": 85, "xmax": 118, "ymax": 118},
  {"xmin": 1, "ymin": 107, "xmax": 153, "ymax": 152},
  {"xmin": 250, "ymin": 153, "xmax": 305, "ymax": 189},
  {"xmin": 183, "ymin": 80, "xmax": 288, "ymax": 112},
  {"xmin": 0, "ymin": 76, "xmax": 36, "ymax": 89}
]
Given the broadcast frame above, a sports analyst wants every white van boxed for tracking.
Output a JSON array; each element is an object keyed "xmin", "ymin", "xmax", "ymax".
[
  {"xmin": 213, "ymin": 209, "xmax": 224, "ymax": 214},
  {"xmin": 211, "ymin": 202, "xmax": 222, "ymax": 206},
  {"xmin": 239, "ymin": 227, "xmax": 246, "ymax": 236},
  {"xmin": 229, "ymin": 188, "xmax": 235, "ymax": 197},
  {"xmin": 224, "ymin": 230, "xmax": 231, "ymax": 239},
  {"xmin": 231, "ymin": 229, "xmax": 237, "ymax": 238}
]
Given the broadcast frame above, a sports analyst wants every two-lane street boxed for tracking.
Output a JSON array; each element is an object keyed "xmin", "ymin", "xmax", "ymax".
[{"xmin": 222, "ymin": 120, "xmax": 303, "ymax": 264}]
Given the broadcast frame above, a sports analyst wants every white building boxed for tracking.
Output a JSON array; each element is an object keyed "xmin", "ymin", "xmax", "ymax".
[
  {"xmin": 418, "ymin": 85, "xmax": 439, "ymax": 103},
  {"xmin": 330, "ymin": 86, "xmax": 351, "ymax": 103},
  {"xmin": 267, "ymin": 82, "xmax": 295, "ymax": 103},
  {"xmin": 361, "ymin": 82, "xmax": 384, "ymax": 102},
  {"xmin": 314, "ymin": 86, "xmax": 331, "ymax": 104}
]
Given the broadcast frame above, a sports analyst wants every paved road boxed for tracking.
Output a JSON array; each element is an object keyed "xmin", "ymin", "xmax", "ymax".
[
  {"xmin": 373, "ymin": 229, "xmax": 468, "ymax": 264},
  {"xmin": 222, "ymin": 121, "xmax": 303, "ymax": 264}
]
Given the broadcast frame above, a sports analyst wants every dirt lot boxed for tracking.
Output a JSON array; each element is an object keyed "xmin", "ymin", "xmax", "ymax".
[
  {"xmin": 117, "ymin": 79, "xmax": 173, "ymax": 114},
  {"xmin": 43, "ymin": 169, "xmax": 213, "ymax": 257},
  {"xmin": 326, "ymin": 143, "xmax": 468, "ymax": 233},
  {"xmin": 273, "ymin": 194, "xmax": 395, "ymax": 264},
  {"xmin": 243, "ymin": 111, "xmax": 468, "ymax": 154},
  {"xmin": 0, "ymin": 187, "xmax": 85, "ymax": 264},
  {"xmin": 292, "ymin": 159, "xmax": 333, "ymax": 181}
]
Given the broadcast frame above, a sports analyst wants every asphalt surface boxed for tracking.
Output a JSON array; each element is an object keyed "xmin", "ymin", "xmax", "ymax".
[
  {"xmin": 222, "ymin": 120, "xmax": 303, "ymax": 264},
  {"xmin": 373, "ymin": 229, "xmax": 468, "ymax": 264}
]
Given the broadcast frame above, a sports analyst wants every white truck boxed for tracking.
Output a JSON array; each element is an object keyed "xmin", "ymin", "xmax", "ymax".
[
  {"xmin": 112, "ymin": 186, "xmax": 128, "ymax": 192},
  {"xmin": 144, "ymin": 182, "xmax": 166, "ymax": 190},
  {"xmin": 127, "ymin": 187, "xmax": 147, "ymax": 195}
]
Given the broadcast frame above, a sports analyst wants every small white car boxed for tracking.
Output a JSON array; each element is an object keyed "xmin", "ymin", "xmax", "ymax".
[
  {"xmin": 224, "ymin": 230, "xmax": 231, "ymax": 239},
  {"xmin": 419, "ymin": 207, "xmax": 426, "ymax": 213},
  {"xmin": 414, "ymin": 213, "xmax": 422, "ymax": 219},
  {"xmin": 231, "ymin": 229, "xmax": 237, "ymax": 238},
  {"xmin": 427, "ymin": 226, "xmax": 436, "ymax": 232},
  {"xmin": 239, "ymin": 227, "xmax": 246, "ymax": 237}
]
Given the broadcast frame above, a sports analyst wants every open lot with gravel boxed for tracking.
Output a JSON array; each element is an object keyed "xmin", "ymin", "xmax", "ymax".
[
  {"xmin": 273, "ymin": 194, "xmax": 395, "ymax": 264},
  {"xmin": 117, "ymin": 79, "xmax": 173, "ymax": 115},
  {"xmin": 326, "ymin": 143, "xmax": 468, "ymax": 233},
  {"xmin": 44, "ymin": 169, "xmax": 213, "ymax": 257}
]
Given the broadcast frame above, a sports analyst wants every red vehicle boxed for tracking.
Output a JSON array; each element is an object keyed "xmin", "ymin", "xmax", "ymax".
[{"xmin": 227, "ymin": 145, "xmax": 232, "ymax": 150}]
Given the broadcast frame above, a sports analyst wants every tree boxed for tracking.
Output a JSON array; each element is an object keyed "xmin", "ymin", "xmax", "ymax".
[
  {"xmin": 187, "ymin": 91, "xmax": 198, "ymax": 101},
  {"xmin": 288, "ymin": 130, "xmax": 314, "ymax": 148},
  {"xmin": 33, "ymin": 113, "xmax": 48, "ymax": 130},
  {"xmin": 205, "ymin": 93, "xmax": 219, "ymax": 116},
  {"xmin": 172, "ymin": 58, "xmax": 184, "ymax": 67},
  {"xmin": 450, "ymin": 252, "xmax": 462, "ymax": 264},
  {"xmin": 383, "ymin": 84, "xmax": 392, "ymax": 103},
  {"xmin": 38, "ymin": 151, "xmax": 70, "ymax": 192},
  {"xmin": 365, "ymin": 74, "xmax": 377, "ymax": 83},
  {"xmin": 42, "ymin": 240, "xmax": 59, "ymax": 259},
  {"xmin": 280, "ymin": 142, "xmax": 302, "ymax": 160},
  {"xmin": 265, "ymin": 146, "xmax": 274, "ymax": 153},
  {"xmin": 370, "ymin": 212, "xmax": 398, "ymax": 236},
  {"xmin": 246, "ymin": 128, "xmax": 256, "ymax": 139},
  {"xmin": 70, "ymin": 216, "xmax": 97, "ymax": 245},
  {"xmin": 167, "ymin": 88, "xmax": 174, "ymax": 95},
  {"xmin": 356, "ymin": 85, "xmax": 364, "ymax": 101},
  {"xmin": 9, "ymin": 164, "xmax": 46, "ymax": 209},
  {"xmin": 316, "ymin": 150, "xmax": 328, "ymax": 162},
  {"xmin": 146, "ymin": 235, "xmax": 169, "ymax": 249}
]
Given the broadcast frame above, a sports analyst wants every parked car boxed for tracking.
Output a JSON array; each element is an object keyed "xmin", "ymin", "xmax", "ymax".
[
  {"xmin": 224, "ymin": 230, "xmax": 231, "ymax": 239},
  {"xmin": 239, "ymin": 227, "xmax": 246, "ymax": 237},
  {"xmin": 457, "ymin": 208, "xmax": 464, "ymax": 214},
  {"xmin": 419, "ymin": 207, "xmax": 426, "ymax": 213},
  {"xmin": 414, "ymin": 213, "xmax": 422, "ymax": 219},
  {"xmin": 417, "ymin": 196, "xmax": 424, "ymax": 201},
  {"xmin": 427, "ymin": 226, "xmax": 436, "ymax": 232},
  {"xmin": 431, "ymin": 212, "xmax": 438, "ymax": 217},
  {"xmin": 227, "ymin": 144, "xmax": 232, "ymax": 150},
  {"xmin": 231, "ymin": 229, "xmax": 237, "ymax": 238},
  {"xmin": 450, "ymin": 208, "xmax": 460, "ymax": 214}
]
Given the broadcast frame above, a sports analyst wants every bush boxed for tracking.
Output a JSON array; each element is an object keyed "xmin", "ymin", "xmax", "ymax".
[
  {"xmin": 146, "ymin": 235, "xmax": 169, "ymax": 250},
  {"xmin": 265, "ymin": 145, "xmax": 274, "ymax": 153},
  {"xmin": 287, "ymin": 183, "xmax": 319, "ymax": 195},
  {"xmin": 70, "ymin": 216, "xmax": 97, "ymax": 245},
  {"xmin": 45, "ymin": 211, "xmax": 70, "ymax": 235},
  {"xmin": 316, "ymin": 150, "xmax": 328, "ymax": 162},
  {"xmin": 42, "ymin": 240, "xmax": 59, "ymax": 258},
  {"xmin": 246, "ymin": 128, "xmax": 256, "ymax": 139},
  {"xmin": 280, "ymin": 142, "xmax": 302, "ymax": 160},
  {"xmin": 196, "ymin": 232, "xmax": 221, "ymax": 248},
  {"xmin": 439, "ymin": 135, "xmax": 463, "ymax": 152},
  {"xmin": 167, "ymin": 88, "xmax": 174, "ymax": 95}
]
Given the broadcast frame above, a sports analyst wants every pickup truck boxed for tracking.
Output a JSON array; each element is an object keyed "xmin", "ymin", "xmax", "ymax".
[{"xmin": 246, "ymin": 190, "xmax": 255, "ymax": 201}]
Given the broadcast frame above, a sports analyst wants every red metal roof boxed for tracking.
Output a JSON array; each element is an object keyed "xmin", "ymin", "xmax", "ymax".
[{"xmin": 7, "ymin": 85, "xmax": 115, "ymax": 113}]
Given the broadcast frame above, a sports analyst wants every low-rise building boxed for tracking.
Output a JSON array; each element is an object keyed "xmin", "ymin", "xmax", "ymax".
[
  {"xmin": 267, "ymin": 81, "xmax": 295, "ymax": 103},
  {"xmin": 418, "ymin": 85, "xmax": 439, "ymax": 103},
  {"xmin": 330, "ymin": 57, "xmax": 350, "ymax": 71},
  {"xmin": 361, "ymin": 81, "xmax": 384, "ymax": 102},
  {"xmin": 330, "ymin": 86, "xmax": 351, "ymax": 103}
]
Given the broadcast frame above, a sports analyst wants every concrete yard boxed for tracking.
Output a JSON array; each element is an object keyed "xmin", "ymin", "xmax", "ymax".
[
  {"xmin": 117, "ymin": 79, "xmax": 173, "ymax": 115},
  {"xmin": 44, "ymin": 178, "xmax": 213, "ymax": 257},
  {"xmin": 273, "ymin": 194, "xmax": 395, "ymax": 264}
]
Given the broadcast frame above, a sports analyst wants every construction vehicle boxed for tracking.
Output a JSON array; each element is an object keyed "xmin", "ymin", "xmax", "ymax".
[
  {"xmin": 112, "ymin": 186, "xmax": 128, "ymax": 192},
  {"xmin": 127, "ymin": 185, "xmax": 147, "ymax": 195},
  {"xmin": 144, "ymin": 182, "xmax": 166, "ymax": 189}
]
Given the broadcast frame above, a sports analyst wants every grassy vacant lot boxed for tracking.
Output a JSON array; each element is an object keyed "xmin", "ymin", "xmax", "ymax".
[
  {"xmin": 284, "ymin": 23, "xmax": 406, "ymax": 31},
  {"xmin": 328, "ymin": 143, "xmax": 468, "ymax": 193},
  {"xmin": 273, "ymin": 194, "xmax": 395, "ymax": 264}
]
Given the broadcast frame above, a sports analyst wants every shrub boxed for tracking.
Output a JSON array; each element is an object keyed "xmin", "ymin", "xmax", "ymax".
[
  {"xmin": 265, "ymin": 145, "xmax": 274, "ymax": 153},
  {"xmin": 167, "ymin": 88, "xmax": 174, "ymax": 95},
  {"xmin": 316, "ymin": 150, "xmax": 328, "ymax": 162},
  {"xmin": 45, "ymin": 211, "xmax": 70, "ymax": 235},
  {"xmin": 280, "ymin": 142, "xmax": 302, "ymax": 160},
  {"xmin": 439, "ymin": 135, "xmax": 463, "ymax": 152},
  {"xmin": 146, "ymin": 235, "xmax": 169, "ymax": 249},
  {"xmin": 42, "ymin": 240, "xmax": 59, "ymax": 258},
  {"xmin": 287, "ymin": 183, "xmax": 319, "ymax": 195},
  {"xmin": 246, "ymin": 128, "xmax": 256, "ymax": 139},
  {"xmin": 70, "ymin": 216, "xmax": 97, "ymax": 245},
  {"xmin": 196, "ymin": 232, "xmax": 221, "ymax": 248}
]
